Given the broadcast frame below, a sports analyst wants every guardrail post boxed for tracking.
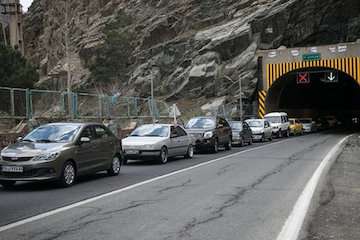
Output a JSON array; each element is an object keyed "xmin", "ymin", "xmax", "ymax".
[
  {"xmin": 98, "ymin": 95, "xmax": 103, "ymax": 119},
  {"xmin": 10, "ymin": 89, "xmax": 15, "ymax": 116},
  {"xmin": 72, "ymin": 92, "xmax": 78, "ymax": 119},
  {"xmin": 25, "ymin": 89, "xmax": 32, "ymax": 119}
]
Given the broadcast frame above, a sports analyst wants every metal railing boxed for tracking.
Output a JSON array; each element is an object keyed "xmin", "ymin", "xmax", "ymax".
[{"xmin": 0, "ymin": 87, "xmax": 170, "ymax": 120}]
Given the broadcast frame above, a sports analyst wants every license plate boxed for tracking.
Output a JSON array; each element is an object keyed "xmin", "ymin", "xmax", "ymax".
[
  {"xmin": 2, "ymin": 166, "xmax": 23, "ymax": 173},
  {"xmin": 126, "ymin": 150, "xmax": 139, "ymax": 155}
]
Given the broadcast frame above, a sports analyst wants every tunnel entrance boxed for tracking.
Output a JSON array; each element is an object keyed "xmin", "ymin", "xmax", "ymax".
[{"xmin": 266, "ymin": 67, "xmax": 360, "ymax": 120}]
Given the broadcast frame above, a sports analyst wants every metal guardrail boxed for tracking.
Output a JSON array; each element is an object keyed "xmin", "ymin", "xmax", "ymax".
[{"xmin": 0, "ymin": 87, "xmax": 170, "ymax": 120}]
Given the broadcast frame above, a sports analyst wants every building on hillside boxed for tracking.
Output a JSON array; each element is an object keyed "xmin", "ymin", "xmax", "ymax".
[{"xmin": 0, "ymin": 0, "xmax": 24, "ymax": 55}]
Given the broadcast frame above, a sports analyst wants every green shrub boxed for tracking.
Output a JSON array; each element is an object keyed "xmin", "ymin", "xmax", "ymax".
[
  {"xmin": 0, "ymin": 44, "xmax": 38, "ymax": 88},
  {"xmin": 89, "ymin": 11, "xmax": 135, "ymax": 86}
]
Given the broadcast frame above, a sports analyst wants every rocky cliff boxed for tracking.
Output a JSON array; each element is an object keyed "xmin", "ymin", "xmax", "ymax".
[{"xmin": 23, "ymin": 0, "xmax": 360, "ymax": 114}]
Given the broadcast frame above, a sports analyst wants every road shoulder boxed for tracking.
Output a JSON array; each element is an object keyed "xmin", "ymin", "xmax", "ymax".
[{"xmin": 304, "ymin": 134, "xmax": 360, "ymax": 240}]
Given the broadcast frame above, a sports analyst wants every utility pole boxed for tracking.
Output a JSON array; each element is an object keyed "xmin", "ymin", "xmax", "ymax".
[
  {"xmin": 64, "ymin": 0, "xmax": 72, "ymax": 119},
  {"xmin": 239, "ymin": 78, "xmax": 243, "ymax": 121},
  {"xmin": 151, "ymin": 77, "xmax": 155, "ymax": 123}
]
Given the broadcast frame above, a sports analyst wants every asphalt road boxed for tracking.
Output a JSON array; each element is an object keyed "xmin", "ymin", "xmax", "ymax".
[{"xmin": 0, "ymin": 132, "xmax": 349, "ymax": 240}]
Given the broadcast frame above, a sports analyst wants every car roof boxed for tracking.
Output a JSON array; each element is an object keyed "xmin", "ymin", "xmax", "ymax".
[
  {"xmin": 246, "ymin": 119, "xmax": 264, "ymax": 121},
  {"xmin": 264, "ymin": 112, "xmax": 288, "ymax": 117},
  {"xmin": 42, "ymin": 122, "xmax": 103, "ymax": 127}
]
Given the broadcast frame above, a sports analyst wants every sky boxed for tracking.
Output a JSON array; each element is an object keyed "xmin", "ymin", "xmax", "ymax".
[{"xmin": 20, "ymin": 0, "xmax": 33, "ymax": 12}]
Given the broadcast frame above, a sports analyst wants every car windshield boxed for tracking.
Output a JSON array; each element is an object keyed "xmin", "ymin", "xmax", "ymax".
[
  {"xmin": 265, "ymin": 116, "xmax": 281, "ymax": 123},
  {"xmin": 186, "ymin": 118, "xmax": 215, "ymax": 129},
  {"xmin": 299, "ymin": 119, "xmax": 312, "ymax": 124},
  {"xmin": 247, "ymin": 120, "xmax": 263, "ymax": 127},
  {"xmin": 23, "ymin": 125, "xmax": 80, "ymax": 143},
  {"xmin": 130, "ymin": 125, "xmax": 169, "ymax": 137},
  {"xmin": 230, "ymin": 122, "xmax": 242, "ymax": 130}
]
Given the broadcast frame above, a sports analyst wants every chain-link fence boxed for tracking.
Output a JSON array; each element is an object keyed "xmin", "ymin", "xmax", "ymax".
[{"xmin": 0, "ymin": 87, "xmax": 170, "ymax": 120}]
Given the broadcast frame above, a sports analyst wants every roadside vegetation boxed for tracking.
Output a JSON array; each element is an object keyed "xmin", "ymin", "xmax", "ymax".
[
  {"xmin": 0, "ymin": 44, "xmax": 38, "ymax": 88},
  {"xmin": 88, "ymin": 11, "xmax": 135, "ymax": 90}
]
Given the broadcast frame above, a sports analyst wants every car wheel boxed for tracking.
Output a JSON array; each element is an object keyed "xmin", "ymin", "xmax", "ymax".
[
  {"xmin": 108, "ymin": 155, "xmax": 121, "ymax": 176},
  {"xmin": 212, "ymin": 139, "xmax": 219, "ymax": 153},
  {"xmin": 159, "ymin": 147, "xmax": 168, "ymax": 164},
  {"xmin": 185, "ymin": 145, "xmax": 194, "ymax": 159},
  {"xmin": 0, "ymin": 180, "xmax": 16, "ymax": 190},
  {"xmin": 225, "ymin": 137, "xmax": 232, "ymax": 150},
  {"xmin": 59, "ymin": 161, "xmax": 76, "ymax": 188}
]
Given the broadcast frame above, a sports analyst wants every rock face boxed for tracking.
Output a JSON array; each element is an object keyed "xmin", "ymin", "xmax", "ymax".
[{"xmin": 23, "ymin": 0, "xmax": 360, "ymax": 114}]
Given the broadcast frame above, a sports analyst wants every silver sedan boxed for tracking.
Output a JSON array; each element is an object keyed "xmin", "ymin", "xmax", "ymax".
[{"xmin": 122, "ymin": 124, "xmax": 194, "ymax": 164}]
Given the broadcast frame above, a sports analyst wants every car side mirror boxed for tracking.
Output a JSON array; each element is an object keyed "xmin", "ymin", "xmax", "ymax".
[
  {"xmin": 17, "ymin": 137, "xmax": 23, "ymax": 142},
  {"xmin": 217, "ymin": 124, "xmax": 224, "ymax": 128},
  {"xmin": 80, "ymin": 137, "xmax": 91, "ymax": 144}
]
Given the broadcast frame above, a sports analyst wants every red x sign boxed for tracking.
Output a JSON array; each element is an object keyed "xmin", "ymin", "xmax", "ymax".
[{"xmin": 297, "ymin": 72, "xmax": 310, "ymax": 84}]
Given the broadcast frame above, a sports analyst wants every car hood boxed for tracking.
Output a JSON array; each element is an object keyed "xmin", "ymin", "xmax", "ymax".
[
  {"xmin": 250, "ymin": 127, "xmax": 263, "ymax": 133},
  {"xmin": 122, "ymin": 137, "xmax": 167, "ymax": 146},
  {"xmin": 1, "ymin": 142, "xmax": 68, "ymax": 158},
  {"xmin": 185, "ymin": 128, "xmax": 213, "ymax": 134}
]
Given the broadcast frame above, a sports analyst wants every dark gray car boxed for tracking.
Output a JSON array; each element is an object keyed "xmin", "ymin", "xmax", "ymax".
[
  {"xmin": 185, "ymin": 116, "xmax": 232, "ymax": 153},
  {"xmin": 0, "ymin": 123, "xmax": 122, "ymax": 189}
]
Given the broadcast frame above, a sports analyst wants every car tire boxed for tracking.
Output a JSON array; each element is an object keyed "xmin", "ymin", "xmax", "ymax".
[
  {"xmin": 0, "ymin": 180, "xmax": 16, "ymax": 190},
  {"xmin": 58, "ymin": 161, "xmax": 76, "ymax": 188},
  {"xmin": 159, "ymin": 147, "xmax": 168, "ymax": 164},
  {"xmin": 107, "ymin": 155, "xmax": 121, "ymax": 176},
  {"xmin": 225, "ymin": 137, "xmax": 232, "ymax": 150},
  {"xmin": 185, "ymin": 145, "xmax": 194, "ymax": 159},
  {"xmin": 212, "ymin": 139, "xmax": 219, "ymax": 153}
]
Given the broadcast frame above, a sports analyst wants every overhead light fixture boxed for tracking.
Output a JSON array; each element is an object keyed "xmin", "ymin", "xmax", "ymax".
[
  {"xmin": 291, "ymin": 50, "xmax": 300, "ymax": 57},
  {"xmin": 338, "ymin": 45, "xmax": 347, "ymax": 53},
  {"xmin": 268, "ymin": 51, "xmax": 277, "ymax": 58}
]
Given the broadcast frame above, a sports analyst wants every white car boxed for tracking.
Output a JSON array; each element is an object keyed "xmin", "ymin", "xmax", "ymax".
[
  {"xmin": 122, "ymin": 124, "xmax": 194, "ymax": 164},
  {"xmin": 264, "ymin": 112, "xmax": 290, "ymax": 138},
  {"xmin": 299, "ymin": 118, "xmax": 317, "ymax": 133},
  {"xmin": 245, "ymin": 119, "xmax": 273, "ymax": 142}
]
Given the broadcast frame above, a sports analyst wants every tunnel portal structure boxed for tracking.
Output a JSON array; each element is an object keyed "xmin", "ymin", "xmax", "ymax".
[{"xmin": 256, "ymin": 41, "xmax": 360, "ymax": 119}]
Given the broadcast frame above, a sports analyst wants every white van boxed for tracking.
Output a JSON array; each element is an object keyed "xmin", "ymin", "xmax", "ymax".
[{"xmin": 264, "ymin": 112, "xmax": 290, "ymax": 138}]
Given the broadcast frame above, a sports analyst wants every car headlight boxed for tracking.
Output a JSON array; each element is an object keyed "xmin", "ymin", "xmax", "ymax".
[
  {"xmin": 32, "ymin": 152, "xmax": 60, "ymax": 162},
  {"xmin": 203, "ymin": 131, "xmax": 214, "ymax": 139},
  {"xmin": 142, "ymin": 144, "xmax": 154, "ymax": 150}
]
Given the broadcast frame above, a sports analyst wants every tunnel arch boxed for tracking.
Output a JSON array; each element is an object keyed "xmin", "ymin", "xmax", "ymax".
[{"xmin": 265, "ymin": 67, "xmax": 360, "ymax": 119}]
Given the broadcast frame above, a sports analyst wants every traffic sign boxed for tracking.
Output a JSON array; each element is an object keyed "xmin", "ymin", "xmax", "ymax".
[
  {"xmin": 297, "ymin": 72, "xmax": 310, "ymax": 84},
  {"xmin": 302, "ymin": 53, "xmax": 321, "ymax": 61},
  {"xmin": 322, "ymin": 71, "xmax": 338, "ymax": 83}
]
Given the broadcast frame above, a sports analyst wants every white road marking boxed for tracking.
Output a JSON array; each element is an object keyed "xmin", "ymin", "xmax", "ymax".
[
  {"xmin": 276, "ymin": 135, "xmax": 351, "ymax": 240},
  {"xmin": 0, "ymin": 139, "xmax": 288, "ymax": 232}
]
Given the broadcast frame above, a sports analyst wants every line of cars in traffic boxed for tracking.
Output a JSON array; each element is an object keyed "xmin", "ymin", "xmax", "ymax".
[{"xmin": 0, "ymin": 112, "xmax": 325, "ymax": 189}]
